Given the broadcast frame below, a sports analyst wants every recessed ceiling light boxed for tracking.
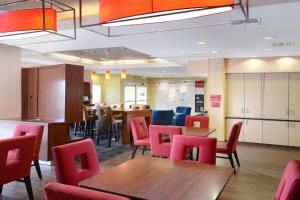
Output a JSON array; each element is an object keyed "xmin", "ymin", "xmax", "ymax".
[
  {"xmin": 264, "ymin": 36, "xmax": 276, "ymax": 40},
  {"xmin": 162, "ymin": 70, "xmax": 167, "ymax": 73},
  {"xmin": 265, "ymin": 48, "xmax": 273, "ymax": 51},
  {"xmin": 197, "ymin": 41, "xmax": 207, "ymax": 45},
  {"xmin": 211, "ymin": 51, "xmax": 218, "ymax": 54}
]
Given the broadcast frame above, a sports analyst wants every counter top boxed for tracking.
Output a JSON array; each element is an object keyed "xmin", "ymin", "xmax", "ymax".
[{"xmin": 0, "ymin": 118, "xmax": 65, "ymax": 124}]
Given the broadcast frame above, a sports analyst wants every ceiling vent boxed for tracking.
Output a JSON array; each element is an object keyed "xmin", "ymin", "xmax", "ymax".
[{"xmin": 231, "ymin": 18, "xmax": 261, "ymax": 26}]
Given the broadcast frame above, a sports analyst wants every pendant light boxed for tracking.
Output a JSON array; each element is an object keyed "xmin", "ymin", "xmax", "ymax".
[
  {"xmin": 105, "ymin": 70, "xmax": 111, "ymax": 79},
  {"xmin": 121, "ymin": 70, "xmax": 127, "ymax": 79},
  {"xmin": 121, "ymin": 48, "xmax": 127, "ymax": 79},
  {"xmin": 0, "ymin": 8, "xmax": 57, "ymax": 40},
  {"xmin": 104, "ymin": 49, "xmax": 111, "ymax": 80},
  {"xmin": 100, "ymin": 0, "xmax": 235, "ymax": 26},
  {"xmin": 91, "ymin": 71, "xmax": 97, "ymax": 80}
]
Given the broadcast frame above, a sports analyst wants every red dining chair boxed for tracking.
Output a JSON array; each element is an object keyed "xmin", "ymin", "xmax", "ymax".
[
  {"xmin": 170, "ymin": 135, "xmax": 217, "ymax": 165},
  {"xmin": 44, "ymin": 182, "xmax": 129, "ymax": 200},
  {"xmin": 130, "ymin": 117, "xmax": 150, "ymax": 159},
  {"xmin": 216, "ymin": 122, "xmax": 243, "ymax": 172},
  {"xmin": 0, "ymin": 135, "xmax": 36, "ymax": 200},
  {"xmin": 185, "ymin": 115, "xmax": 209, "ymax": 128},
  {"xmin": 9, "ymin": 124, "xmax": 44, "ymax": 179},
  {"xmin": 274, "ymin": 160, "xmax": 300, "ymax": 200},
  {"xmin": 149, "ymin": 125, "xmax": 182, "ymax": 158},
  {"xmin": 52, "ymin": 139, "xmax": 100, "ymax": 186}
]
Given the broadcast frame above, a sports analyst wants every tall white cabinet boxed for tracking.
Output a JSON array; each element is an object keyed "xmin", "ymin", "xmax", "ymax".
[
  {"xmin": 245, "ymin": 74, "xmax": 262, "ymax": 118},
  {"xmin": 289, "ymin": 73, "xmax": 300, "ymax": 120},
  {"xmin": 227, "ymin": 72, "xmax": 300, "ymax": 147},
  {"xmin": 263, "ymin": 73, "xmax": 289, "ymax": 120},
  {"xmin": 227, "ymin": 74, "xmax": 245, "ymax": 118}
]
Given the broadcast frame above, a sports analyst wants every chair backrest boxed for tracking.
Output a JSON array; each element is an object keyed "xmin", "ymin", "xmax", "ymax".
[
  {"xmin": 152, "ymin": 110, "xmax": 174, "ymax": 125},
  {"xmin": 130, "ymin": 117, "xmax": 149, "ymax": 143},
  {"xmin": 170, "ymin": 135, "xmax": 217, "ymax": 165},
  {"xmin": 226, "ymin": 122, "xmax": 243, "ymax": 153},
  {"xmin": 52, "ymin": 139, "xmax": 100, "ymax": 186},
  {"xmin": 275, "ymin": 160, "xmax": 300, "ymax": 200},
  {"xmin": 149, "ymin": 125, "xmax": 182, "ymax": 158},
  {"xmin": 12, "ymin": 124, "xmax": 44, "ymax": 160},
  {"xmin": 0, "ymin": 135, "xmax": 35, "ymax": 185},
  {"xmin": 44, "ymin": 182, "xmax": 129, "ymax": 200},
  {"xmin": 176, "ymin": 107, "xmax": 192, "ymax": 115},
  {"xmin": 185, "ymin": 116, "xmax": 209, "ymax": 128}
]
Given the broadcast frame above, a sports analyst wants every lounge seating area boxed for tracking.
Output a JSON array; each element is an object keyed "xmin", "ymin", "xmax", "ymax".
[{"xmin": 1, "ymin": 1, "xmax": 300, "ymax": 199}]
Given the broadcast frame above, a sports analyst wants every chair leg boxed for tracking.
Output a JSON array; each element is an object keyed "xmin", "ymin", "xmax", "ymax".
[
  {"xmin": 131, "ymin": 146, "xmax": 139, "ymax": 159},
  {"xmin": 84, "ymin": 122, "xmax": 88, "ymax": 139},
  {"xmin": 33, "ymin": 160, "xmax": 42, "ymax": 179},
  {"xmin": 0, "ymin": 185, "xmax": 3, "ymax": 195},
  {"xmin": 24, "ymin": 176, "xmax": 34, "ymax": 200},
  {"xmin": 233, "ymin": 151, "xmax": 240, "ymax": 167},
  {"xmin": 228, "ymin": 154, "xmax": 236, "ymax": 173},
  {"xmin": 74, "ymin": 123, "xmax": 77, "ymax": 136},
  {"xmin": 108, "ymin": 124, "xmax": 113, "ymax": 148},
  {"xmin": 142, "ymin": 146, "xmax": 147, "ymax": 155}
]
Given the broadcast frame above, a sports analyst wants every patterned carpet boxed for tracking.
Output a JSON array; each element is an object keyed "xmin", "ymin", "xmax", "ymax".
[
  {"xmin": 93, "ymin": 138, "xmax": 132, "ymax": 162},
  {"xmin": 70, "ymin": 127, "xmax": 132, "ymax": 162}
]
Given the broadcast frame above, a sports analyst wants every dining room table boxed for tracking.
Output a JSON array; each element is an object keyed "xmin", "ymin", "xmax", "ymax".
[
  {"xmin": 182, "ymin": 127, "xmax": 216, "ymax": 137},
  {"xmin": 79, "ymin": 156, "xmax": 234, "ymax": 200}
]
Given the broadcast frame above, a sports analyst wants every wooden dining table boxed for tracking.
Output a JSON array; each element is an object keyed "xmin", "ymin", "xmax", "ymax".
[
  {"xmin": 182, "ymin": 127, "xmax": 216, "ymax": 137},
  {"xmin": 79, "ymin": 156, "xmax": 234, "ymax": 200}
]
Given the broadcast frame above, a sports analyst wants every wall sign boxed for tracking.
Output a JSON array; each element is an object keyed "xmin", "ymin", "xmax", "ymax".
[
  {"xmin": 211, "ymin": 101, "xmax": 221, "ymax": 108},
  {"xmin": 195, "ymin": 80, "xmax": 205, "ymax": 88},
  {"xmin": 210, "ymin": 94, "xmax": 222, "ymax": 102}
]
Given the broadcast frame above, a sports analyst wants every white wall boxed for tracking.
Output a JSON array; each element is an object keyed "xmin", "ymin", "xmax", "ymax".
[
  {"xmin": 0, "ymin": 46, "xmax": 21, "ymax": 118},
  {"xmin": 208, "ymin": 59, "xmax": 226, "ymax": 141},
  {"xmin": 226, "ymin": 57, "xmax": 300, "ymax": 73}
]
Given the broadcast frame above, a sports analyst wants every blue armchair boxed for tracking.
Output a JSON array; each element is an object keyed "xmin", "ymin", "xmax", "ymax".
[
  {"xmin": 173, "ymin": 106, "xmax": 192, "ymax": 126},
  {"xmin": 152, "ymin": 110, "xmax": 174, "ymax": 125}
]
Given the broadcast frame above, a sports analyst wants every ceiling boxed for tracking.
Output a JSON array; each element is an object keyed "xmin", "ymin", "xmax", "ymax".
[
  {"xmin": 59, "ymin": 47, "xmax": 153, "ymax": 61},
  {"xmin": 2, "ymin": 0, "xmax": 300, "ymax": 77}
]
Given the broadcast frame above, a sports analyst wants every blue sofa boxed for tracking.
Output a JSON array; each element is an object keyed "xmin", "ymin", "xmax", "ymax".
[
  {"xmin": 173, "ymin": 106, "xmax": 192, "ymax": 126},
  {"xmin": 152, "ymin": 110, "xmax": 174, "ymax": 125}
]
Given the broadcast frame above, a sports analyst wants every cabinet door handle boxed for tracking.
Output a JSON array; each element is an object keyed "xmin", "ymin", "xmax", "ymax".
[
  {"xmin": 246, "ymin": 108, "xmax": 249, "ymax": 114},
  {"xmin": 246, "ymin": 120, "xmax": 248, "ymax": 125},
  {"xmin": 287, "ymin": 123, "xmax": 290, "ymax": 128},
  {"xmin": 241, "ymin": 108, "xmax": 244, "ymax": 114}
]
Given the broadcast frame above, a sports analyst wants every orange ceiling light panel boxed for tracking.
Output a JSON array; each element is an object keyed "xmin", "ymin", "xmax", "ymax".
[
  {"xmin": 0, "ymin": 8, "xmax": 57, "ymax": 40},
  {"xmin": 100, "ymin": 0, "xmax": 234, "ymax": 26}
]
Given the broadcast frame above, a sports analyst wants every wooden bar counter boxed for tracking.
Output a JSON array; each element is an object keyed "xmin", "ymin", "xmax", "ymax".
[
  {"xmin": 0, "ymin": 118, "xmax": 70, "ymax": 162},
  {"xmin": 112, "ymin": 109, "xmax": 152, "ymax": 144}
]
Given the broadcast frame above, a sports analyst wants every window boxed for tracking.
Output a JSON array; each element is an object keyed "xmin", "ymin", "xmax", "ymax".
[
  {"xmin": 124, "ymin": 85, "xmax": 147, "ymax": 108},
  {"xmin": 92, "ymin": 85, "xmax": 101, "ymax": 104}
]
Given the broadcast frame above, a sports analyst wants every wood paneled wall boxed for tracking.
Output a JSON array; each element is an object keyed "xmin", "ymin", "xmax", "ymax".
[{"xmin": 22, "ymin": 64, "xmax": 84, "ymax": 123}]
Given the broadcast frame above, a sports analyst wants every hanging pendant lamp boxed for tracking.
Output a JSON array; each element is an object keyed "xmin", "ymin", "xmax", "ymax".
[
  {"xmin": 121, "ymin": 70, "xmax": 127, "ymax": 79},
  {"xmin": 0, "ymin": 8, "xmax": 57, "ymax": 40},
  {"xmin": 91, "ymin": 71, "xmax": 97, "ymax": 80},
  {"xmin": 100, "ymin": 0, "xmax": 234, "ymax": 26},
  {"xmin": 105, "ymin": 70, "xmax": 111, "ymax": 79}
]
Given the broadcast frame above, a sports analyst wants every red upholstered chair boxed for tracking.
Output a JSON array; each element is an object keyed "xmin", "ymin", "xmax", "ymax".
[
  {"xmin": 9, "ymin": 124, "xmax": 44, "ymax": 179},
  {"xmin": 0, "ymin": 135, "xmax": 36, "ymax": 200},
  {"xmin": 130, "ymin": 117, "xmax": 150, "ymax": 159},
  {"xmin": 185, "ymin": 115, "xmax": 209, "ymax": 128},
  {"xmin": 44, "ymin": 182, "xmax": 129, "ymax": 200},
  {"xmin": 217, "ymin": 122, "xmax": 243, "ymax": 172},
  {"xmin": 52, "ymin": 139, "xmax": 100, "ymax": 186},
  {"xmin": 170, "ymin": 135, "xmax": 217, "ymax": 165},
  {"xmin": 149, "ymin": 125, "xmax": 182, "ymax": 158},
  {"xmin": 275, "ymin": 160, "xmax": 300, "ymax": 200}
]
